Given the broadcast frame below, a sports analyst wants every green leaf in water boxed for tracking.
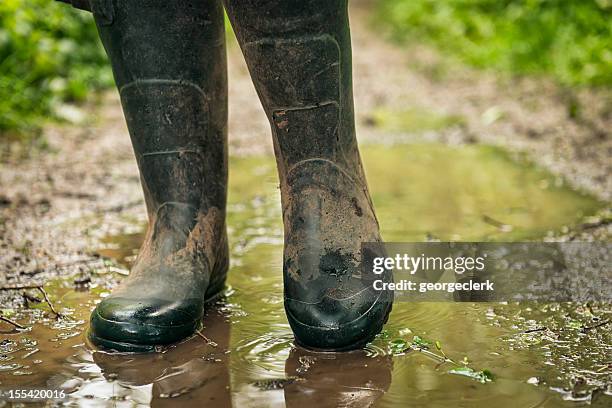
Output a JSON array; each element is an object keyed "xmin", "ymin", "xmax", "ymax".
[
  {"xmin": 435, "ymin": 340, "xmax": 442, "ymax": 350},
  {"xmin": 389, "ymin": 338, "xmax": 409, "ymax": 354},
  {"xmin": 448, "ymin": 366, "xmax": 494, "ymax": 384},
  {"xmin": 412, "ymin": 335, "xmax": 430, "ymax": 348}
]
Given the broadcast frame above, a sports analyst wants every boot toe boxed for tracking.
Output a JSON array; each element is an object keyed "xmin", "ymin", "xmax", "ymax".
[
  {"xmin": 89, "ymin": 296, "xmax": 202, "ymax": 352},
  {"xmin": 285, "ymin": 289, "xmax": 392, "ymax": 351}
]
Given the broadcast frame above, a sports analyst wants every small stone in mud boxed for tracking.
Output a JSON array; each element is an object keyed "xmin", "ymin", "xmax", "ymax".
[
  {"xmin": 527, "ymin": 377, "xmax": 540, "ymax": 385},
  {"xmin": 252, "ymin": 378, "xmax": 298, "ymax": 391}
]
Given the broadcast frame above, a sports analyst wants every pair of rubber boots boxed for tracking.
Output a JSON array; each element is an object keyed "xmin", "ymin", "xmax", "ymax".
[{"xmin": 62, "ymin": 0, "xmax": 393, "ymax": 352}]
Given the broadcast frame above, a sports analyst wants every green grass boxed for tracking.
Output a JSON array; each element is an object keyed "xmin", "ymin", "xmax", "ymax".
[
  {"xmin": 0, "ymin": 4, "xmax": 238, "ymax": 139},
  {"xmin": 376, "ymin": 0, "xmax": 612, "ymax": 87},
  {"xmin": 0, "ymin": 0, "xmax": 112, "ymax": 138}
]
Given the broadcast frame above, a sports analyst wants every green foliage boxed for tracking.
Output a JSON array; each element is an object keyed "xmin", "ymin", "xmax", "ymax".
[
  {"xmin": 388, "ymin": 336, "xmax": 432, "ymax": 354},
  {"xmin": 0, "ymin": 0, "xmax": 112, "ymax": 136},
  {"xmin": 411, "ymin": 335, "xmax": 430, "ymax": 348},
  {"xmin": 386, "ymin": 333, "xmax": 495, "ymax": 384},
  {"xmin": 389, "ymin": 338, "xmax": 409, "ymax": 354},
  {"xmin": 448, "ymin": 366, "xmax": 495, "ymax": 383},
  {"xmin": 377, "ymin": 0, "xmax": 612, "ymax": 86}
]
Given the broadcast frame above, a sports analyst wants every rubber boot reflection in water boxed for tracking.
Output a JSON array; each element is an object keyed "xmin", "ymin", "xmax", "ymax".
[{"xmin": 58, "ymin": 0, "xmax": 393, "ymax": 352}]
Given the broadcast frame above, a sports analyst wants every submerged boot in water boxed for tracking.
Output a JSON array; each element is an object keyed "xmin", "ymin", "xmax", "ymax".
[
  {"xmin": 92, "ymin": 306, "xmax": 231, "ymax": 405},
  {"xmin": 68, "ymin": 0, "xmax": 229, "ymax": 351},
  {"xmin": 225, "ymin": 0, "xmax": 393, "ymax": 350},
  {"xmin": 284, "ymin": 348, "xmax": 393, "ymax": 405}
]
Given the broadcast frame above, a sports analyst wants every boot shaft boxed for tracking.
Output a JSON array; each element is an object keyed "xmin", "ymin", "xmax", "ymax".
[
  {"xmin": 91, "ymin": 0, "xmax": 228, "ymax": 219},
  {"xmin": 224, "ymin": 0, "xmax": 364, "ymax": 182}
]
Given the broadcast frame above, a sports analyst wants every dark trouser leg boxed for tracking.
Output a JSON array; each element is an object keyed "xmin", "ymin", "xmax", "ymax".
[
  {"xmin": 224, "ymin": 0, "xmax": 392, "ymax": 350},
  {"xmin": 85, "ymin": 0, "xmax": 228, "ymax": 351}
]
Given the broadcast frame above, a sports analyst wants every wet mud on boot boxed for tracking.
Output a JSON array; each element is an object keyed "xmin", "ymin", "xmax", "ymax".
[
  {"xmin": 224, "ymin": 0, "xmax": 393, "ymax": 351},
  {"xmin": 58, "ymin": 0, "xmax": 230, "ymax": 352}
]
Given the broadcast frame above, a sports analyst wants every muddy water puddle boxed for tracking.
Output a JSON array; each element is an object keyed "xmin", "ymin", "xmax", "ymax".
[{"xmin": 1, "ymin": 143, "xmax": 609, "ymax": 407}]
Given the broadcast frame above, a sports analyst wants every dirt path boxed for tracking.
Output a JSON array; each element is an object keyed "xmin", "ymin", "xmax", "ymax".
[{"xmin": 1, "ymin": 0, "xmax": 609, "ymax": 284}]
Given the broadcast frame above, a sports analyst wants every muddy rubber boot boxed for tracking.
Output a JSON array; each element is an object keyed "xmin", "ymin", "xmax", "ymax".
[
  {"xmin": 69, "ymin": 0, "xmax": 229, "ymax": 352},
  {"xmin": 92, "ymin": 306, "xmax": 231, "ymax": 406},
  {"xmin": 225, "ymin": 0, "xmax": 393, "ymax": 350}
]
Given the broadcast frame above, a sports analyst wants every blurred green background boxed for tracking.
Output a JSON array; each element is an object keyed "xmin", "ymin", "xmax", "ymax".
[
  {"xmin": 0, "ymin": 0, "xmax": 111, "ymax": 138},
  {"xmin": 0, "ymin": 0, "xmax": 610, "ymax": 138},
  {"xmin": 378, "ymin": 0, "xmax": 612, "ymax": 86}
]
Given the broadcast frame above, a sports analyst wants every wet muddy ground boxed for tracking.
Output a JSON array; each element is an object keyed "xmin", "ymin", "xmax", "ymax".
[
  {"xmin": 1, "ymin": 0, "xmax": 611, "ymax": 406},
  {"xmin": 1, "ymin": 146, "xmax": 610, "ymax": 407}
]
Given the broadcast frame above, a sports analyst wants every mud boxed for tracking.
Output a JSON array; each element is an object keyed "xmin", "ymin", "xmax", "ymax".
[
  {"xmin": 1, "ymin": 146, "xmax": 610, "ymax": 406},
  {"xmin": 0, "ymin": 0, "xmax": 610, "ymax": 406}
]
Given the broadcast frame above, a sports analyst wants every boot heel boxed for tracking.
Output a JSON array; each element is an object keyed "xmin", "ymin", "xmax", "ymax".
[{"xmin": 205, "ymin": 231, "xmax": 229, "ymax": 303}]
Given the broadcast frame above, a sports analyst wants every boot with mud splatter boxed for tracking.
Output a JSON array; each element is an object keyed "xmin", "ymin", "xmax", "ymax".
[
  {"xmin": 225, "ymin": 0, "xmax": 393, "ymax": 350},
  {"xmin": 59, "ymin": 0, "xmax": 229, "ymax": 352}
]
